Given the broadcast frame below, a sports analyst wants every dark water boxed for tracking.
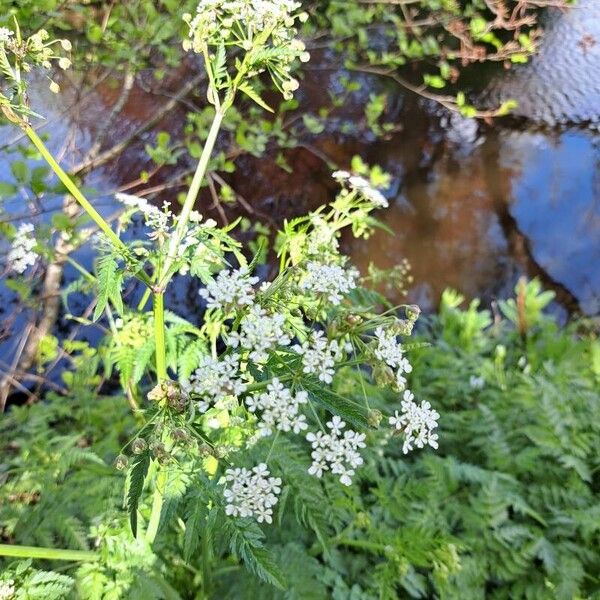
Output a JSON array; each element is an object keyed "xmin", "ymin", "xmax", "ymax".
[{"xmin": 1, "ymin": 1, "xmax": 599, "ymax": 381}]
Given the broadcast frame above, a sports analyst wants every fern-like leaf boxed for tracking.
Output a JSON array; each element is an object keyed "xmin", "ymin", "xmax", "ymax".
[{"xmin": 127, "ymin": 451, "xmax": 150, "ymax": 537}]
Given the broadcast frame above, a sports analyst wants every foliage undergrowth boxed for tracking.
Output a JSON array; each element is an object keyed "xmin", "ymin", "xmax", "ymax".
[{"xmin": 1, "ymin": 282, "xmax": 598, "ymax": 599}]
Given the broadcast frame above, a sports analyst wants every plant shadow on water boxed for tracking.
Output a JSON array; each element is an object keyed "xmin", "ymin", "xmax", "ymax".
[{"xmin": 0, "ymin": 0, "xmax": 599, "ymax": 391}]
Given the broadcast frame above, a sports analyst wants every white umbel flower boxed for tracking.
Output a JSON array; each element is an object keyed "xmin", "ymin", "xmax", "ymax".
[
  {"xmin": 306, "ymin": 416, "xmax": 366, "ymax": 486},
  {"xmin": 299, "ymin": 261, "xmax": 358, "ymax": 305},
  {"xmin": 332, "ymin": 170, "xmax": 388, "ymax": 208},
  {"xmin": 293, "ymin": 331, "xmax": 343, "ymax": 384},
  {"xmin": 0, "ymin": 579, "xmax": 15, "ymax": 600},
  {"xmin": 115, "ymin": 193, "xmax": 171, "ymax": 238},
  {"xmin": 187, "ymin": 0, "xmax": 301, "ymax": 39},
  {"xmin": 373, "ymin": 327, "xmax": 412, "ymax": 390},
  {"xmin": 389, "ymin": 390, "xmax": 439, "ymax": 454},
  {"xmin": 223, "ymin": 462, "xmax": 282, "ymax": 523},
  {"xmin": 183, "ymin": 353, "xmax": 247, "ymax": 410},
  {"xmin": 0, "ymin": 27, "xmax": 13, "ymax": 44},
  {"xmin": 228, "ymin": 305, "xmax": 291, "ymax": 362},
  {"xmin": 7, "ymin": 223, "xmax": 38, "ymax": 273},
  {"xmin": 199, "ymin": 267, "xmax": 259, "ymax": 310},
  {"xmin": 245, "ymin": 378, "xmax": 308, "ymax": 437}
]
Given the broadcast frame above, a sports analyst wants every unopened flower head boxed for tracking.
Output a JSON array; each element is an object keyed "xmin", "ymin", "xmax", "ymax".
[
  {"xmin": 333, "ymin": 170, "xmax": 388, "ymax": 208},
  {"xmin": 306, "ymin": 416, "xmax": 366, "ymax": 486},
  {"xmin": 199, "ymin": 267, "xmax": 259, "ymax": 310},
  {"xmin": 246, "ymin": 378, "xmax": 308, "ymax": 436},
  {"xmin": 228, "ymin": 305, "xmax": 291, "ymax": 362},
  {"xmin": 7, "ymin": 223, "xmax": 38, "ymax": 273},
  {"xmin": 223, "ymin": 462, "xmax": 282, "ymax": 523},
  {"xmin": 299, "ymin": 261, "xmax": 358, "ymax": 305},
  {"xmin": 389, "ymin": 390, "xmax": 439, "ymax": 454},
  {"xmin": 183, "ymin": 353, "xmax": 247, "ymax": 410},
  {"xmin": 293, "ymin": 331, "xmax": 344, "ymax": 384}
]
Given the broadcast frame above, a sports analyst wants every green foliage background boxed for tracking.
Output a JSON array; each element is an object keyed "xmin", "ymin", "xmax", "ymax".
[{"xmin": 2, "ymin": 284, "xmax": 598, "ymax": 599}]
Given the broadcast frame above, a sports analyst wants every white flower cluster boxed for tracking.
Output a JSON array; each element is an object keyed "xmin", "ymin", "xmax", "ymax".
[
  {"xmin": 115, "ymin": 193, "xmax": 171, "ymax": 239},
  {"xmin": 7, "ymin": 223, "xmax": 38, "ymax": 274},
  {"xmin": 184, "ymin": 0, "xmax": 309, "ymax": 100},
  {"xmin": 299, "ymin": 261, "xmax": 358, "ymax": 305},
  {"xmin": 229, "ymin": 305, "xmax": 291, "ymax": 362},
  {"xmin": 0, "ymin": 579, "xmax": 15, "ymax": 600},
  {"xmin": 293, "ymin": 331, "xmax": 343, "ymax": 384},
  {"xmin": 389, "ymin": 390, "xmax": 439, "ymax": 454},
  {"xmin": 183, "ymin": 354, "xmax": 246, "ymax": 412},
  {"xmin": 374, "ymin": 327, "xmax": 413, "ymax": 390},
  {"xmin": 306, "ymin": 416, "xmax": 366, "ymax": 486},
  {"xmin": 186, "ymin": 0, "xmax": 303, "ymax": 40},
  {"xmin": 246, "ymin": 378, "xmax": 308, "ymax": 437},
  {"xmin": 0, "ymin": 27, "xmax": 13, "ymax": 44},
  {"xmin": 332, "ymin": 170, "xmax": 389, "ymax": 208},
  {"xmin": 199, "ymin": 267, "xmax": 258, "ymax": 310},
  {"xmin": 223, "ymin": 463, "xmax": 281, "ymax": 523}
]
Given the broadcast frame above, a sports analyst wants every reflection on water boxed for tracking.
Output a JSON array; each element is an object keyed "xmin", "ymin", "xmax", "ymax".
[
  {"xmin": 347, "ymin": 120, "xmax": 599, "ymax": 315},
  {"xmin": 486, "ymin": 0, "xmax": 600, "ymax": 125}
]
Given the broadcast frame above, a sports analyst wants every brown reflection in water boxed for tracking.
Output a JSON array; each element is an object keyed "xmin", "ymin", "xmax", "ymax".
[
  {"xmin": 347, "ymin": 137, "xmax": 515, "ymax": 311},
  {"xmin": 48, "ymin": 61, "xmax": 588, "ymax": 315}
]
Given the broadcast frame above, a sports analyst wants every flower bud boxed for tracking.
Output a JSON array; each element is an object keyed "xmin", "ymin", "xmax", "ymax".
[
  {"xmin": 114, "ymin": 455, "xmax": 129, "ymax": 470},
  {"xmin": 198, "ymin": 443, "xmax": 212, "ymax": 457},
  {"xmin": 131, "ymin": 438, "xmax": 147, "ymax": 454},
  {"xmin": 405, "ymin": 304, "xmax": 421, "ymax": 322},
  {"xmin": 171, "ymin": 428, "xmax": 188, "ymax": 442},
  {"xmin": 368, "ymin": 409, "xmax": 383, "ymax": 428},
  {"xmin": 150, "ymin": 441, "xmax": 167, "ymax": 458},
  {"xmin": 346, "ymin": 314, "xmax": 363, "ymax": 326},
  {"xmin": 213, "ymin": 446, "xmax": 227, "ymax": 459}
]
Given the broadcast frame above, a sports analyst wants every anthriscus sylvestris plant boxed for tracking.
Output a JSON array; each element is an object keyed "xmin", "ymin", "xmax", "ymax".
[{"xmin": 0, "ymin": 1, "xmax": 439, "ymax": 586}]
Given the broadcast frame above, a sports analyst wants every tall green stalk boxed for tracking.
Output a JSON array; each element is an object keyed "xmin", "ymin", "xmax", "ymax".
[
  {"xmin": 157, "ymin": 107, "xmax": 225, "ymax": 289},
  {"xmin": 24, "ymin": 126, "xmax": 152, "ymax": 287},
  {"xmin": 145, "ymin": 107, "xmax": 226, "ymax": 546},
  {"xmin": 153, "ymin": 292, "xmax": 167, "ymax": 381},
  {"xmin": 0, "ymin": 543, "xmax": 97, "ymax": 562}
]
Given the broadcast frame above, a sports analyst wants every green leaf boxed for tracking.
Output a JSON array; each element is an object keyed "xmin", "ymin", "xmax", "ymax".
[
  {"xmin": 224, "ymin": 517, "xmax": 286, "ymax": 589},
  {"xmin": 10, "ymin": 159, "xmax": 29, "ymax": 183},
  {"xmin": 0, "ymin": 182, "xmax": 18, "ymax": 198},
  {"xmin": 93, "ymin": 254, "xmax": 123, "ymax": 321},
  {"xmin": 238, "ymin": 82, "xmax": 274, "ymax": 113},
  {"xmin": 302, "ymin": 380, "xmax": 370, "ymax": 429},
  {"xmin": 183, "ymin": 495, "xmax": 208, "ymax": 562},
  {"xmin": 127, "ymin": 451, "xmax": 150, "ymax": 537}
]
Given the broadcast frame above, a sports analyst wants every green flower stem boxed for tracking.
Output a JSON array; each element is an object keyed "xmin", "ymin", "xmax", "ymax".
[
  {"xmin": 157, "ymin": 107, "xmax": 225, "ymax": 289},
  {"xmin": 0, "ymin": 543, "xmax": 98, "ymax": 562},
  {"xmin": 154, "ymin": 292, "xmax": 167, "ymax": 382},
  {"xmin": 24, "ymin": 126, "xmax": 151, "ymax": 287}
]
